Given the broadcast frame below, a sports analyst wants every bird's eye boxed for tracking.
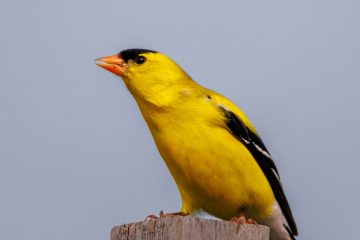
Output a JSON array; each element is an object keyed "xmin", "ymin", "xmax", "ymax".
[{"xmin": 134, "ymin": 56, "xmax": 146, "ymax": 64}]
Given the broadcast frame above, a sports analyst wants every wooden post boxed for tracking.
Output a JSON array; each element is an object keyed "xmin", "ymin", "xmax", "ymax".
[{"xmin": 111, "ymin": 216, "xmax": 269, "ymax": 240}]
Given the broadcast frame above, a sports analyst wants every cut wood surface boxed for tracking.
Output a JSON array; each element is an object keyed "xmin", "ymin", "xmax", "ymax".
[{"xmin": 111, "ymin": 216, "xmax": 269, "ymax": 240}]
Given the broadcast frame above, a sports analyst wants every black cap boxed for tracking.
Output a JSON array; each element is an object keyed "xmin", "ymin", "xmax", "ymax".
[{"xmin": 119, "ymin": 49, "xmax": 157, "ymax": 63}]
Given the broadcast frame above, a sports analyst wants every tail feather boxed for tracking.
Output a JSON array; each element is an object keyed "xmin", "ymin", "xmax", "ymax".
[{"xmin": 260, "ymin": 201, "xmax": 296, "ymax": 240}]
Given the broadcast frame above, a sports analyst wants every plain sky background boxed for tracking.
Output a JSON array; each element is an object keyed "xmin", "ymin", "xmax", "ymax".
[{"xmin": 1, "ymin": 0, "xmax": 359, "ymax": 239}]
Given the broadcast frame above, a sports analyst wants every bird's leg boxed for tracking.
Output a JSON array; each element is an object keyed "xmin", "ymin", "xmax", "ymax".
[
  {"xmin": 231, "ymin": 211, "xmax": 257, "ymax": 224},
  {"xmin": 145, "ymin": 210, "xmax": 189, "ymax": 221}
]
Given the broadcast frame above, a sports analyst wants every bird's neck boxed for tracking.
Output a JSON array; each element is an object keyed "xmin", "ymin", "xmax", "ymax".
[{"xmin": 130, "ymin": 80, "xmax": 200, "ymax": 110}]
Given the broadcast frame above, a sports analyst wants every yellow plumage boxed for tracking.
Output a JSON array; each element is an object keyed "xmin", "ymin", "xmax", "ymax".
[
  {"xmin": 138, "ymin": 89, "xmax": 275, "ymax": 219},
  {"xmin": 96, "ymin": 49, "xmax": 297, "ymax": 240}
]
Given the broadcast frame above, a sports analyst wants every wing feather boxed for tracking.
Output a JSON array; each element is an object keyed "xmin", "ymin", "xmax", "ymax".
[{"xmin": 219, "ymin": 106, "xmax": 298, "ymax": 236}]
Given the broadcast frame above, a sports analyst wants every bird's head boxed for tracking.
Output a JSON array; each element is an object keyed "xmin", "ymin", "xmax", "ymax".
[{"xmin": 96, "ymin": 49, "xmax": 193, "ymax": 105}]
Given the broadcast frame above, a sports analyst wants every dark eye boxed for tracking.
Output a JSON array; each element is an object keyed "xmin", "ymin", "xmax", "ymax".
[{"xmin": 134, "ymin": 56, "xmax": 146, "ymax": 64}]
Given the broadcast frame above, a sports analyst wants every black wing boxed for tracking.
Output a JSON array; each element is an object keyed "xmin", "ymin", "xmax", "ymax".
[{"xmin": 219, "ymin": 106, "xmax": 298, "ymax": 236}]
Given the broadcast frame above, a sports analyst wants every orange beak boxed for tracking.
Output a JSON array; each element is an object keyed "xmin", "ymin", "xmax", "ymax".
[{"xmin": 95, "ymin": 54, "xmax": 127, "ymax": 77}]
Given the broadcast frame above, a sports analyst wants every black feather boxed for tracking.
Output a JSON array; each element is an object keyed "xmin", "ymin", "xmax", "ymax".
[
  {"xmin": 119, "ymin": 48, "xmax": 157, "ymax": 63},
  {"xmin": 284, "ymin": 224, "xmax": 296, "ymax": 240},
  {"xmin": 219, "ymin": 106, "xmax": 298, "ymax": 237}
]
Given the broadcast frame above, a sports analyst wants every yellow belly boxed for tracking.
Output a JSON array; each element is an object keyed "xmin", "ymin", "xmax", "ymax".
[{"xmin": 151, "ymin": 120, "xmax": 275, "ymax": 221}]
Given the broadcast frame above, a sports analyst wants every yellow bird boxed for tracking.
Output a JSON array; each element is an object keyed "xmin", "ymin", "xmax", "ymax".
[{"xmin": 96, "ymin": 49, "xmax": 298, "ymax": 240}]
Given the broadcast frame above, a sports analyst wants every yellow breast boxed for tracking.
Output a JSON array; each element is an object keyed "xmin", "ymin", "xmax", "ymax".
[{"xmin": 137, "ymin": 96, "xmax": 275, "ymax": 220}]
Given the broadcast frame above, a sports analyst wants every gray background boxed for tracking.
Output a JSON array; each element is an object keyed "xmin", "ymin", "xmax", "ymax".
[{"xmin": 1, "ymin": 0, "xmax": 359, "ymax": 239}]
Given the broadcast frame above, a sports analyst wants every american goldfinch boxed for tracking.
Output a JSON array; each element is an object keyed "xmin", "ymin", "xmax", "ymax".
[{"xmin": 96, "ymin": 49, "xmax": 298, "ymax": 240}]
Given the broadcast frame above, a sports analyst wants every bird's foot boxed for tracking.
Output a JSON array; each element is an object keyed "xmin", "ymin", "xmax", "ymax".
[
  {"xmin": 144, "ymin": 214, "xmax": 159, "ymax": 221},
  {"xmin": 231, "ymin": 216, "xmax": 257, "ymax": 224},
  {"xmin": 145, "ymin": 210, "xmax": 189, "ymax": 221},
  {"xmin": 159, "ymin": 210, "xmax": 189, "ymax": 218}
]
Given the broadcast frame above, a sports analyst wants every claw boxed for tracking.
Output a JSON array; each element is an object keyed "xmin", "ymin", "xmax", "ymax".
[
  {"xmin": 246, "ymin": 218, "xmax": 257, "ymax": 224},
  {"xmin": 231, "ymin": 216, "xmax": 246, "ymax": 224},
  {"xmin": 231, "ymin": 215, "xmax": 257, "ymax": 224},
  {"xmin": 144, "ymin": 214, "xmax": 159, "ymax": 221},
  {"xmin": 145, "ymin": 210, "xmax": 189, "ymax": 220},
  {"xmin": 159, "ymin": 210, "xmax": 189, "ymax": 218}
]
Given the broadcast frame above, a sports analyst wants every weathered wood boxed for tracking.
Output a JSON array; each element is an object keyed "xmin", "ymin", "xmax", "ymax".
[{"xmin": 111, "ymin": 216, "xmax": 269, "ymax": 240}]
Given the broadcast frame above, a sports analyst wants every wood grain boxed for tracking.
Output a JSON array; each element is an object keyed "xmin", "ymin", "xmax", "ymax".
[{"xmin": 111, "ymin": 216, "xmax": 269, "ymax": 240}]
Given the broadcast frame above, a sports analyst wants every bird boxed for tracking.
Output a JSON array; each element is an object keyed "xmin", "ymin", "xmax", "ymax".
[{"xmin": 96, "ymin": 48, "xmax": 298, "ymax": 240}]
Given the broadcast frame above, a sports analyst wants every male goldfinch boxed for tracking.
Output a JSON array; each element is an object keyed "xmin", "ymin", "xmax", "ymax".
[{"xmin": 96, "ymin": 49, "xmax": 298, "ymax": 240}]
